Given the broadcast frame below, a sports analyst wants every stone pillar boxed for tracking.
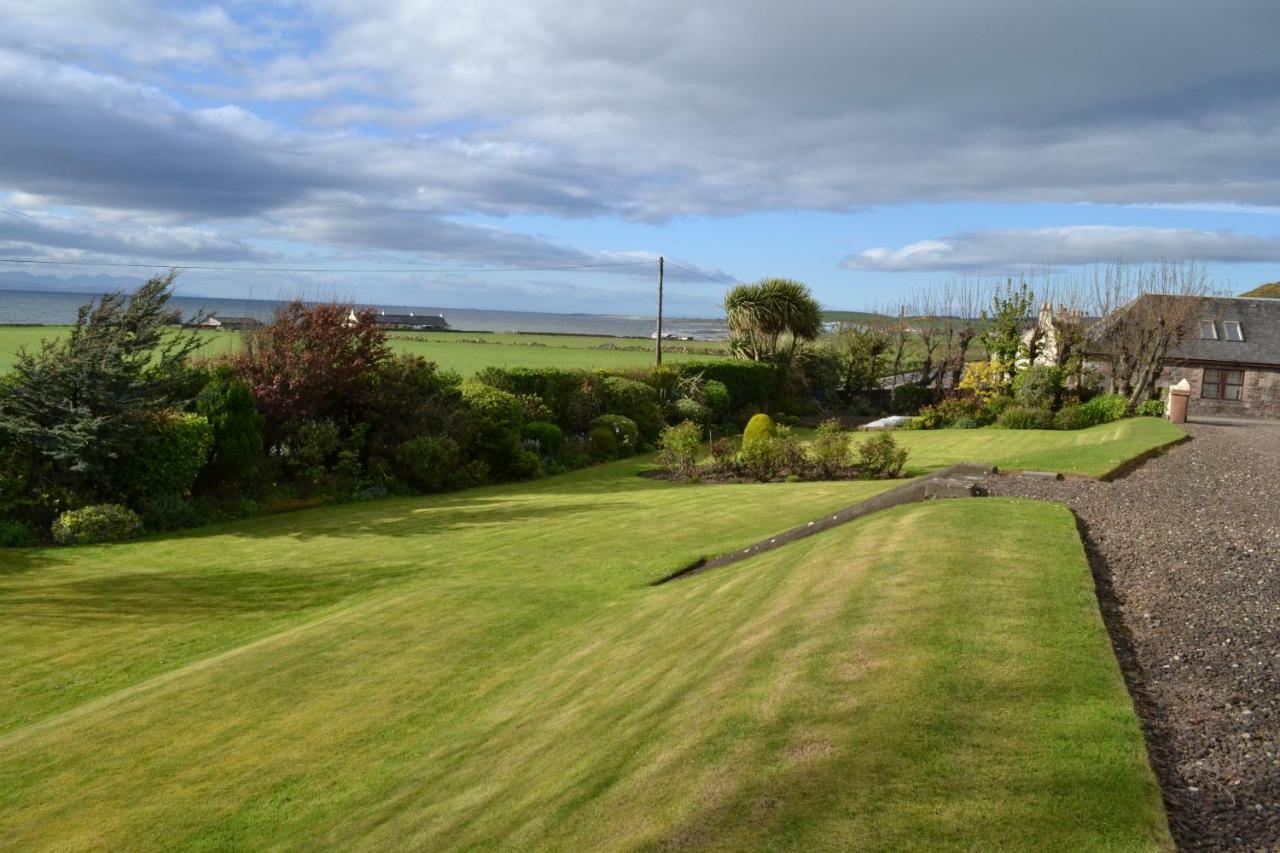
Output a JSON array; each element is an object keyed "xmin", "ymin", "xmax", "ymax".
[{"xmin": 1168, "ymin": 378, "xmax": 1191, "ymax": 424}]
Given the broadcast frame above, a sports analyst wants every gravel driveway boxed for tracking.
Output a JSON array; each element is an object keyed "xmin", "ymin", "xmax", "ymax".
[{"xmin": 986, "ymin": 422, "xmax": 1280, "ymax": 851}]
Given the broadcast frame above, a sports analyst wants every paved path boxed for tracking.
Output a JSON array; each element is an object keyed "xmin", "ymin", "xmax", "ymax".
[{"xmin": 988, "ymin": 422, "xmax": 1280, "ymax": 851}]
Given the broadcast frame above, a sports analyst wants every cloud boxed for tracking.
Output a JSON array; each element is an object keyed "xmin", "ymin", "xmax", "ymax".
[
  {"xmin": 0, "ymin": 208, "xmax": 271, "ymax": 262},
  {"xmin": 844, "ymin": 226, "xmax": 1280, "ymax": 272}
]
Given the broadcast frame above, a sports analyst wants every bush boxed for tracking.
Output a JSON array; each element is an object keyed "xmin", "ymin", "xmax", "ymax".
[
  {"xmin": 0, "ymin": 520, "xmax": 38, "ymax": 548},
  {"xmin": 856, "ymin": 432, "xmax": 909, "ymax": 479},
  {"xmin": 395, "ymin": 435, "xmax": 464, "ymax": 493},
  {"xmin": 139, "ymin": 494, "xmax": 210, "ymax": 532},
  {"xmin": 1077, "ymin": 393, "xmax": 1130, "ymax": 426},
  {"xmin": 1012, "ymin": 365, "xmax": 1066, "ymax": 410},
  {"xmin": 116, "ymin": 410, "xmax": 215, "ymax": 502},
  {"xmin": 950, "ymin": 417, "xmax": 980, "ymax": 429},
  {"xmin": 673, "ymin": 397, "xmax": 713, "ymax": 427},
  {"xmin": 742, "ymin": 413, "xmax": 777, "ymax": 450},
  {"xmin": 1136, "ymin": 398, "xmax": 1166, "ymax": 417},
  {"xmin": 1054, "ymin": 405, "xmax": 1090, "ymax": 431},
  {"xmin": 51, "ymin": 503, "xmax": 143, "ymax": 546},
  {"xmin": 590, "ymin": 415, "xmax": 640, "ymax": 457},
  {"xmin": 891, "ymin": 383, "xmax": 933, "ymax": 415},
  {"xmin": 286, "ymin": 418, "xmax": 342, "ymax": 491},
  {"xmin": 598, "ymin": 376, "xmax": 662, "ymax": 441},
  {"xmin": 658, "ymin": 421, "xmax": 703, "ymax": 479},
  {"xmin": 587, "ymin": 425, "xmax": 619, "ymax": 461},
  {"xmin": 195, "ymin": 369, "xmax": 265, "ymax": 494},
  {"xmin": 957, "ymin": 361, "xmax": 1007, "ymax": 402},
  {"xmin": 703, "ymin": 380, "xmax": 731, "ymax": 415},
  {"xmin": 911, "ymin": 407, "xmax": 948, "ymax": 430},
  {"xmin": 810, "ymin": 418, "xmax": 850, "ymax": 478},
  {"xmin": 997, "ymin": 405, "xmax": 1056, "ymax": 430},
  {"xmin": 473, "ymin": 367, "xmax": 586, "ymax": 417},
  {"xmin": 521, "ymin": 421, "xmax": 564, "ymax": 457},
  {"xmin": 677, "ymin": 360, "xmax": 779, "ymax": 411},
  {"xmin": 459, "ymin": 380, "xmax": 525, "ymax": 479},
  {"xmin": 982, "ymin": 395, "xmax": 1016, "ymax": 424}
]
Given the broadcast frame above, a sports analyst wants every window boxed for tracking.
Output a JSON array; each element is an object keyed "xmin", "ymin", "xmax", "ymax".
[
  {"xmin": 1202, "ymin": 368, "xmax": 1244, "ymax": 400},
  {"xmin": 1223, "ymin": 320, "xmax": 1245, "ymax": 342},
  {"xmin": 1200, "ymin": 321, "xmax": 1218, "ymax": 340}
]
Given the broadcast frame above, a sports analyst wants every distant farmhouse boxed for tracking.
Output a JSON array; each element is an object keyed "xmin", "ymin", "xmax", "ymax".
[
  {"xmin": 349, "ymin": 309, "xmax": 450, "ymax": 331},
  {"xmin": 183, "ymin": 315, "xmax": 263, "ymax": 331}
]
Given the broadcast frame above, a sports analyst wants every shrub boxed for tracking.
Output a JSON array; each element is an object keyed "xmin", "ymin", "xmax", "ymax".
[
  {"xmin": 658, "ymin": 421, "xmax": 703, "ymax": 479},
  {"xmin": 1012, "ymin": 365, "xmax": 1066, "ymax": 410},
  {"xmin": 395, "ymin": 435, "xmax": 463, "ymax": 493},
  {"xmin": 911, "ymin": 406, "xmax": 947, "ymax": 430},
  {"xmin": 195, "ymin": 369, "xmax": 265, "ymax": 494},
  {"xmin": 677, "ymin": 360, "xmax": 779, "ymax": 410},
  {"xmin": 673, "ymin": 397, "xmax": 713, "ymax": 427},
  {"xmin": 957, "ymin": 361, "xmax": 1007, "ymax": 402},
  {"xmin": 856, "ymin": 432, "xmax": 909, "ymax": 479},
  {"xmin": 891, "ymin": 383, "xmax": 933, "ymax": 415},
  {"xmin": 0, "ymin": 520, "xmax": 38, "ymax": 548},
  {"xmin": 286, "ymin": 418, "xmax": 342, "ymax": 491},
  {"xmin": 459, "ymin": 380, "xmax": 525, "ymax": 479},
  {"xmin": 950, "ymin": 417, "xmax": 980, "ymax": 429},
  {"xmin": 982, "ymin": 395, "xmax": 1016, "ymax": 424},
  {"xmin": 116, "ymin": 411, "xmax": 215, "ymax": 502},
  {"xmin": 1054, "ymin": 405, "xmax": 1090, "ymax": 431},
  {"xmin": 51, "ymin": 503, "xmax": 143, "ymax": 546},
  {"xmin": 742, "ymin": 413, "xmax": 777, "ymax": 450},
  {"xmin": 590, "ymin": 415, "xmax": 640, "ymax": 456},
  {"xmin": 997, "ymin": 405, "xmax": 1055, "ymax": 430},
  {"xmin": 1077, "ymin": 393, "xmax": 1130, "ymax": 426},
  {"xmin": 587, "ymin": 425, "xmax": 619, "ymax": 461},
  {"xmin": 473, "ymin": 367, "xmax": 586, "ymax": 416},
  {"xmin": 598, "ymin": 376, "xmax": 662, "ymax": 441},
  {"xmin": 1136, "ymin": 398, "xmax": 1166, "ymax": 417},
  {"xmin": 740, "ymin": 427, "xmax": 805, "ymax": 482},
  {"xmin": 703, "ymin": 380, "xmax": 731, "ymax": 415},
  {"xmin": 810, "ymin": 418, "xmax": 850, "ymax": 478},
  {"xmin": 521, "ymin": 421, "xmax": 564, "ymax": 457},
  {"xmin": 139, "ymin": 494, "xmax": 210, "ymax": 532}
]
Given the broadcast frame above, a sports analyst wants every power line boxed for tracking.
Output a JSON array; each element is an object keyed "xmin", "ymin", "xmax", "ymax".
[
  {"xmin": 663, "ymin": 260, "xmax": 732, "ymax": 285},
  {"xmin": 0, "ymin": 257, "xmax": 656, "ymax": 274}
]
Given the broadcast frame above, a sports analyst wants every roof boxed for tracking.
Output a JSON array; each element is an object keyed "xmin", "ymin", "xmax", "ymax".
[
  {"xmin": 375, "ymin": 313, "xmax": 448, "ymax": 328},
  {"xmin": 1166, "ymin": 296, "xmax": 1280, "ymax": 367}
]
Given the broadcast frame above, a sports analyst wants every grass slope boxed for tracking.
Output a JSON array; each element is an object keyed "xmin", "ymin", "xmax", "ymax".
[
  {"xmin": 0, "ymin": 326, "xmax": 728, "ymax": 376},
  {"xmin": 897, "ymin": 417, "xmax": 1185, "ymax": 478},
  {"xmin": 0, "ymin": 447, "xmax": 1171, "ymax": 849}
]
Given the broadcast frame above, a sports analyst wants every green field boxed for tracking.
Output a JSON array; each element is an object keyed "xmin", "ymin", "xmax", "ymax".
[
  {"xmin": 0, "ymin": 326, "xmax": 729, "ymax": 376},
  {"xmin": 0, "ymin": 426, "xmax": 1177, "ymax": 850}
]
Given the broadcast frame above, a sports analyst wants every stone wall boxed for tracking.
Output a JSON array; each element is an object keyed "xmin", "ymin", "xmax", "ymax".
[{"xmin": 1161, "ymin": 364, "xmax": 1280, "ymax": 419}]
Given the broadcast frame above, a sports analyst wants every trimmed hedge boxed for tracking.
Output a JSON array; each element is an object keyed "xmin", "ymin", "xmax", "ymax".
[
  {"xmin": 117, "ymin": 411, "xmax": 214, "ymax": 501},
  {"xmin": 676, "ymin": 360, "xmax": 780, "ymax": 411},
  {"xmin": 742, "ymin": 413, "xmax": 777, "ymax": 450}
]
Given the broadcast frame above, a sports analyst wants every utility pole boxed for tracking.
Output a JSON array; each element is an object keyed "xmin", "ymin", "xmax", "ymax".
[{"xmin": 655, "ymin": 255, "xmax": 665, "ymax": 366}]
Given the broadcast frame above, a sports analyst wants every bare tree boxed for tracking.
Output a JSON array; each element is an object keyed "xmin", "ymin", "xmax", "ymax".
[{"xmin": 1087, "ymin": 261, "xmax": 1212, "ymax": 408}]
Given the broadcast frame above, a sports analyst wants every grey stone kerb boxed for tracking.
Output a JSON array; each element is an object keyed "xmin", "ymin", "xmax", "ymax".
[{"xmin": 657, "ymin": 464, "xmax": 993, "ymax": 584}]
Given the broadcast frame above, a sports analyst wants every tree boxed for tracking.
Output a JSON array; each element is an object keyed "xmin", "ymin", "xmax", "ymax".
[
  {"xmin": 982, "ymin": 278, "xmax": 1035, "ymax": 387},
  {"xmin": 832, "ymin": 325, "xmax": 890, "ymax": 391},
  {"xmin": 725, "ymin": 278, "xmax": 823, "ymax": 361},
  {"xmin": 230, "ymin": 301, "xmax": 391, "ymax": 445},
  {"xmin": 1087, "ymin": 261, "xmax": 1211, "ymax": 408},
  {"xmin": 0, "ymin": 271, "xmax": 203, "ymax": 514}
]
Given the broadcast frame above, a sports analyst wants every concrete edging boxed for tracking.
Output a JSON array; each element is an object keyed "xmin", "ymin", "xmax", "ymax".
[{"xmin": 655, "ymin": 464, "xmax": 994, "ymax": 584}]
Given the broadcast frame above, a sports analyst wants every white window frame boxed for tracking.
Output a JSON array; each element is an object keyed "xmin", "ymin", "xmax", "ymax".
[
  {"xmin": 1222, "ymin": 320, "xmax": 1244, "ymax": 342},
  {"xmin": 1200, "ymin": 320, "xmax": 1218, "ymax": 340}
]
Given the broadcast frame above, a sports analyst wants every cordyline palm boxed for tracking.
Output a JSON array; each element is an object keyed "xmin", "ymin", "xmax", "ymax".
[{"xmin": 724, "ymin": 277, "xmax": 823, "ymax": 361}]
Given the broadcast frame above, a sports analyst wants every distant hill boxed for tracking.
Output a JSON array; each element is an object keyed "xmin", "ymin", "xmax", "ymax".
[{"xmin": 1242, "ymin": 282, "xmax": 1280, "ymax": 298}]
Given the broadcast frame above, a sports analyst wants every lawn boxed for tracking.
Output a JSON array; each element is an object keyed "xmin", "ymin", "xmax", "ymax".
[
  {"xmin": 0, "ymin": 326, "xmax": 728, "ymax": 376},
  {"xmin": 0, "ymin": 427, "xmax": 1175, "ymax": 850},
  {"xmin": 896, "ymin": 417, "xmax": 1186, "ymax": 478}
]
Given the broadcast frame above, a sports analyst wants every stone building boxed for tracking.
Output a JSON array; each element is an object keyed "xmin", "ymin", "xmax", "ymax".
[{"xmin": 1159, "ymin": 296, "xmax": 1280, "ymax": 419}]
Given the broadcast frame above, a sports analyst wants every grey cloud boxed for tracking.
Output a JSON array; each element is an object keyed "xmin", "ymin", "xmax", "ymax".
[
  {"xmin": 844, "ymin": 226, "xmax": 1280, "ymax": 272},
  {"xmin": 0, "ymin": 208, "xmax": 271, "ymax": 262}
]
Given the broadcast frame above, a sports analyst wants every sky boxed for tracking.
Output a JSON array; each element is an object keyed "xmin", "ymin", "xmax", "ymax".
[{"xmin": 2, "ymin": 0, "xmax": 1280, "ymax": 317}]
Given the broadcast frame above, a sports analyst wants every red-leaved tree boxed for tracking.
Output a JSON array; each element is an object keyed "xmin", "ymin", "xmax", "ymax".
[{"xmin": 230, "ymin": 302, "xmax": 390, "ymax": 445}]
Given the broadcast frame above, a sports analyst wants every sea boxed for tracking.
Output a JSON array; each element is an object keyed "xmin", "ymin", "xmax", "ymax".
[{"xmin": 0, "ymin": 289, "xmax": 730, "ymax": 341}]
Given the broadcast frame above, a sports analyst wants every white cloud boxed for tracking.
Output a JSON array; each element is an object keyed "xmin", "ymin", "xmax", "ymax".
[{"xmin": 845, "ymin": 226, "xmax": 1280, "ymax": 272}]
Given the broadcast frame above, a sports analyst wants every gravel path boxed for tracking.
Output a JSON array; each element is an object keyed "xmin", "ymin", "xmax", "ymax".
[{"xmin": 986, "ymin": 422, "xmax": 1280, "ymax": 851}]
